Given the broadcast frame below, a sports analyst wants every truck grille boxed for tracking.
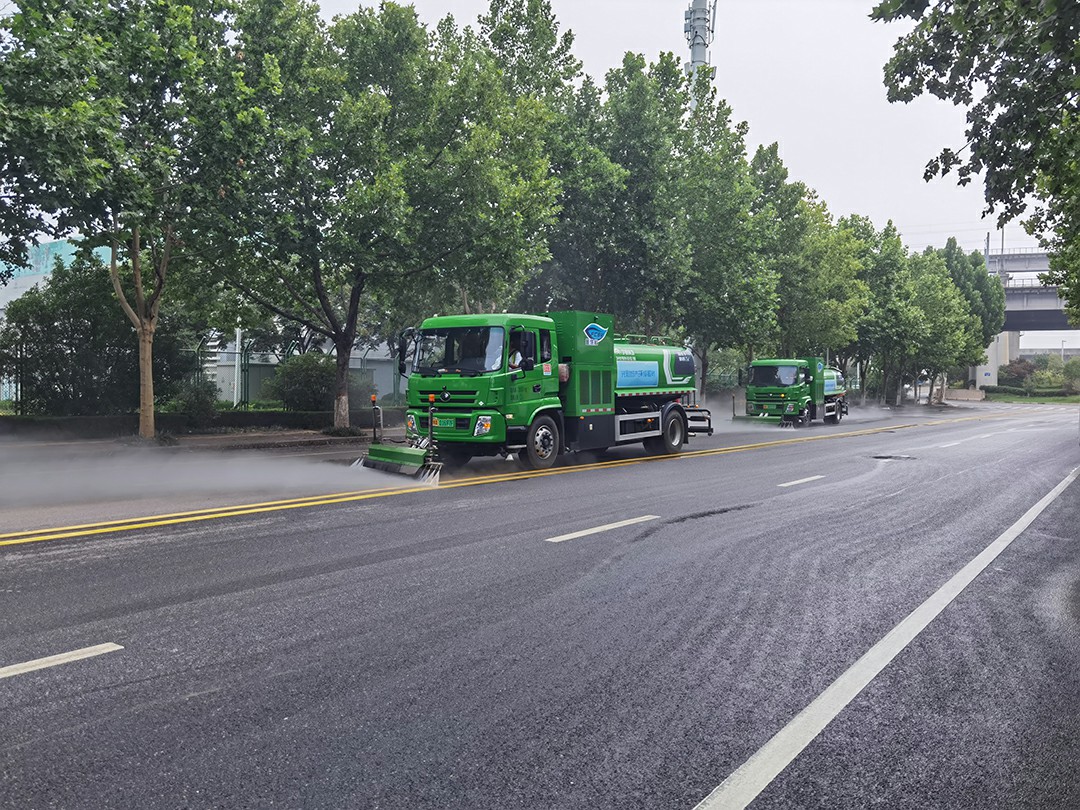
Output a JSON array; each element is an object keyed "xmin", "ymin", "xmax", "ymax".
[
  {"xmin": 417, "ymin": 389, "xmax": 479, "ymax": 405},
  {"xmin": 749, "ymin": 392, "xmax": 789, "ymax": 402}
]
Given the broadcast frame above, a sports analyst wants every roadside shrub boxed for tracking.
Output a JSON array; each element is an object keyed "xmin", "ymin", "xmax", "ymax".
[
  {"xmin": 165, "ymin": 378, "xmax": 221, "ymax": 428},
  {"xmin": 997, "ymin": 360, "xmax": 1035, "ymax": 388},
  {"xmin": 264, "ymin": 354, "xmax": 377, "ymax": 411},
  {"xmin": 981, "ymin": 385, "xmax": 1071, "ymax": 397},
  {"xmin": 265, "ymin": 353, "xmax": 336, "ymax": 411}
]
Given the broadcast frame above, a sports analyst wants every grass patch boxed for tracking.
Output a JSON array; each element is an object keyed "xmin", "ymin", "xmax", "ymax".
[{"xmin": 983, "ymin": 393, "xmax": 1080, "ymax": 404}]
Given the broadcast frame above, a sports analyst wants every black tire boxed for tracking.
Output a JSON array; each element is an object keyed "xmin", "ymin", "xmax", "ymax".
[
  {"xmin": 644, "ymin": 409, "xmax": 686, "ymax": 455},
  {"xmin": 515, "ymin": 414, "xmax": 560, "ymax": 470}
]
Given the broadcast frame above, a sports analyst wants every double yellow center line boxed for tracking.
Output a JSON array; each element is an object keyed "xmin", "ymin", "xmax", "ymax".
[{"xmin": 0, "ymin": 414, "xmax": 1019, "ymax": 548}]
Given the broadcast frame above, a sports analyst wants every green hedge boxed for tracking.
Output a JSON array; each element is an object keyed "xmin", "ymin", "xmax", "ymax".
[
  {"xmin": 981, "ymin": 385, "xmax": 1071, "ymax": 397},
  {"xmin": 0, "ymin": 408, "xmax": 406, "ymax": 438}
]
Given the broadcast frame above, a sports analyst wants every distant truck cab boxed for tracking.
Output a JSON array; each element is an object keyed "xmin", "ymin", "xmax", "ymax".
[{"xmin": 744, "ymin": 357, "xmax": 848, "ymax": 427}]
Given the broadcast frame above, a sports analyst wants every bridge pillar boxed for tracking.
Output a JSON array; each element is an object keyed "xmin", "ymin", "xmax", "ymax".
[{"xmin": 971, "ymin": 331, "xmax": 1020, "ymax": 388}]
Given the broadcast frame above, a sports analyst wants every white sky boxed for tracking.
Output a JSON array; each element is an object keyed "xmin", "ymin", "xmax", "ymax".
[{"xmin": 320, "ymin": 0, "xmax": 1073, "ymax": 346}]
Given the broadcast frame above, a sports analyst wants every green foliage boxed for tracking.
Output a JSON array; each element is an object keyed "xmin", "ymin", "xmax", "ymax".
[
  {"xmin": 874, "ymin": 0, "xmax": 1080, "ymax": 321},
  {"xmin": 163, "ymin": 377, "xmax": 221, "ymax": 428},
  {"xmin": 211, "ymin": 1, "xmax": 557, "ymax": 425},
  {"xmin": 0, "ymin": 0, "xmax": 242, "ymax": 436},
  {"xmin": 931, "ymin": 238, "xmax": 1006, "ymax": 348},
  {"xmin": 0, "ymin": 255, "xmax": 199, "ymax": 415},
  {"xmin": 264, "ymin": 353, "xmax": 338, "ymax": 412},
  {"xmin": 263, "ymin": 353, "xmax": 375, "ymax": 412},
  {"xmin": 998, "ymin": 359, "xmax": 1035, "ymax": 387},
  {"xmin": 1065, "ymin": 357, "xmax": 1080, "ymax": 393}
]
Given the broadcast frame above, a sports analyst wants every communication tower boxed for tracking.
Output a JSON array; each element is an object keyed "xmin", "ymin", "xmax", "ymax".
[{"xmin": 684, "ymin": 0, "xmax": 717, "ymax": 82}]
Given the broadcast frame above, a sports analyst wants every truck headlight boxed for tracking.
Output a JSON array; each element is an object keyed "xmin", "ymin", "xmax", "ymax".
[
  {"xmin": 785, "ymin": 403, "xmax": 795, "ymax": 413},
  {"xmin": 474, "ymin": 415, "xmax": 492, "ymax": 436},
  {"xmin": 406, "ymin": 414, "xmax": 417, "ymax": 433}
]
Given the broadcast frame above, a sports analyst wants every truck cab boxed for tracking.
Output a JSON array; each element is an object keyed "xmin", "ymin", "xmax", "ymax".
[{"xmin": 744, "ymin": 357, "xmax": 848, "ymax": 427}]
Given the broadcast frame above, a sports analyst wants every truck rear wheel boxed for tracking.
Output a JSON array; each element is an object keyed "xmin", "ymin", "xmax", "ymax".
[
  {"xmin": 644, "ymin": 410, "xmax": 685, "ymax": 455},
  {"xmin": 516, "ymin": 414, "xmax": 560, "ymax": 470}
]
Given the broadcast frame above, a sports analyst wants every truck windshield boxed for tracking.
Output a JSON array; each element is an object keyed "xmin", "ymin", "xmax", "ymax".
[
  {"xmin": 415, "ymin": 327, "xmax": 505, "ymax": 375},
  {"xmin": 748, "ymin": 365, "xmax": 800, "ymax": 387}
]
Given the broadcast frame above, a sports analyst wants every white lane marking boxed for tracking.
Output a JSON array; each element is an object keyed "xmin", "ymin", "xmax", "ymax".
[
  {"xmin": 0, "ymin": 643, "xmax": 124, "ymax": 680},
  {"xmin": 939, "ymin": 441, "xmax": 962, "ymax": 448},
  {"xmin": 544, "ymin": 515, "xmax": 659, "ymax": 544},
  {"xmin": 693, "ymin": 465, "xmax": 1080, "ymax": 810},
  {"xmin": 777, "ymin": 475, "xmax": 824, "ymax": 488}
]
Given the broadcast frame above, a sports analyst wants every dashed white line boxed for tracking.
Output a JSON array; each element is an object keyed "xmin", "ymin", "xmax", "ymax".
[
  {"xmin": 692, "ymin": 465, "xmax": 1080, "ymax": 810},
  {"xmin": 544, "ymin": 515, "xmax": 659, "ymax": 543},
  {"xmin": 0, "ymin": 643, "xmax": 124, "ymax": 680},
  {"xmin": 777, "ymin": 475, "xmax": 824, "ymax": 488},
  {"xmin": 939, "ymin": 441, "xmax": 962, "ymax": 448}
]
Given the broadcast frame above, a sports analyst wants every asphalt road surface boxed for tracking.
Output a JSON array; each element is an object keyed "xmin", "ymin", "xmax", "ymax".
[{"xmin": 2, "ymin": 402, "xmax": 1079, "ymax": 809}]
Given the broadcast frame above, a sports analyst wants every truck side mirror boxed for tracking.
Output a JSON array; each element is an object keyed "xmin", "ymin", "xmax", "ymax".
[
  {"xmin": 803, "ymin": 370, "xmax": 812, "ymax": 384},
  {"xmin": 521, "ymin": 358, "xmax": 536, "ymax": 372},
  {"xmin": 738, "ymin": 368, "xmax": 745, "ymax": 386}
]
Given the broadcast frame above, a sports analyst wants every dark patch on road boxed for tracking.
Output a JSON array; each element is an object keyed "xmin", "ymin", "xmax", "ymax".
[
  {"xmin": 873, "ymin": 454, "xmax": 915, "ymax": 460},
  {"xmin": 634, "ymin": 504, "xmax": 755, "ymax": 541}
]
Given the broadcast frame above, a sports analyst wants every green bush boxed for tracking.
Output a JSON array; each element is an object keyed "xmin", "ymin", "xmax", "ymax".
[
  {"xmin": 264, "ymin": 353, "xmax": 336, "ymax": 411},
  {"xmin": 981, "ymin": 385, "xmax": 1071, "ymax": 397},
  {"xmin": 164, "ymin": 378, "xmax": 221, "ymax": 428},
  {"xmin": 264, "ymin": 353, "xmax": 376, "ymax": 411}
]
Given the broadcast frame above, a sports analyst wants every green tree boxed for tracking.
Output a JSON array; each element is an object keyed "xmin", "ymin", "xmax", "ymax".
[
  {"xmin": 0, "ymin": 0, "xmax": 238, "ymax": 437},
  {"xmin": 0, "ymin": 255, "xmax": 199, "ymax": 415},
  {"xmin": 873, "ymin": 0, "xmax": 1080, "ymax": 321},
  {"xmin": 932, "ymin": 237, "xmax": 1005, "ymax": 349},
  {"xmin": 846, "ymin": 220, "xmax": 924, "ymax": 404},
  {"xmin": 907, "ymin": 250, "xmax": 983, "ymax": 402},
  {"xmin": 217, "ymin": 1, "xmax": 556, "ymax": 427},
  {"xmin": 751, "ymin": 145, "xmax": 868, "ymax": 361},
  {"xmin": 679, "ymin": 75, "xmax": 775, "ymax": 393},
  {"xmin": 532, "ymin": 52, "xmax": 691, "ymax": 332}
]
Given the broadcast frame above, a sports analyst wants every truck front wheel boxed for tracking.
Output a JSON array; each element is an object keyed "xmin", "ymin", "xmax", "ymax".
[
  {"xmin": 644, "ymin": 410, "xmax": 685, "ymax": 455},
  {"xmin": 516, "ymin": 414, "xmax": 560, "ymax": 470}
]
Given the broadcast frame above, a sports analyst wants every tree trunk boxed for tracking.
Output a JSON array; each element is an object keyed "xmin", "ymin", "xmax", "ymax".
[
  {"xmin": 698, "ymin": 348, "xmax": 709, "ymax": 398},
  {"xmin": 334, "ymin": 343, "xmax": 351, "ymax": 428},
  {"xmin": 138, "ymin": 325, "xmax": 156, "ymax": 438}
]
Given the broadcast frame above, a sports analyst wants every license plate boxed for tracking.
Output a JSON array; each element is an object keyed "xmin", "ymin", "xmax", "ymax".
[{"xmin": 433, "ymin": 416, "xmax": 452, "ymax": 428}]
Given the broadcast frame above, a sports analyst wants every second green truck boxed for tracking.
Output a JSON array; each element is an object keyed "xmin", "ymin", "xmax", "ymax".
[
  {"xmin": 744, "ymin": 357, "xmax": 848, "ymax": 427},
  {"xmin": 362, "ymin": 310, "xmax": 712, "ymax": 480}
]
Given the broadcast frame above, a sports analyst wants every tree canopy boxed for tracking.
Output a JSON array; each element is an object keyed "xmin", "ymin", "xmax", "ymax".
[{"xmin": 873, "ymin": 0, "xmax": 1080, "ymax": 319}]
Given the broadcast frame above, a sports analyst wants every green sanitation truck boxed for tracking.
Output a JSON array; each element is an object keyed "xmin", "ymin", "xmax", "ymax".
[
  {"xmin": 361, "ymin": 311, "xmax": 712, "ymax": 482},
  {"xmin": 744, "ymin": 357, "xmax": 848, "ymax": 427}
]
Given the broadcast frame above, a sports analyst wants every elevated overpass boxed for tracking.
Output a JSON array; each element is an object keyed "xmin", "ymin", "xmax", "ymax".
[{"xmin": 973, "ymin": 249, "xmax": 1075, "ymax": 386}]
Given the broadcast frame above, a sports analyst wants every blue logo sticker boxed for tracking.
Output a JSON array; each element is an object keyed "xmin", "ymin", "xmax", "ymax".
[{"xmin": 583, "ymin": 323, "xmax": 608, "ymax": 346}]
